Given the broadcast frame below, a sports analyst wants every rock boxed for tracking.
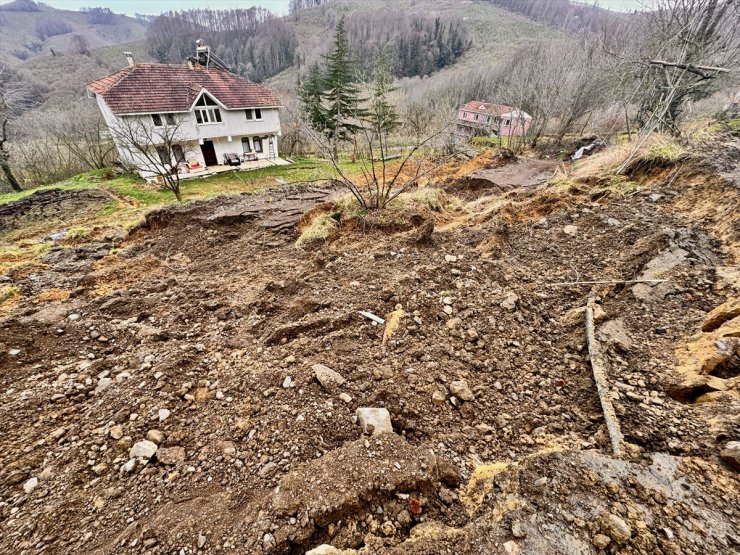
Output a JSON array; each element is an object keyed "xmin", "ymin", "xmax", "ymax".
[
  {"xmin": 121, "ymin": 459, "xmax": 137, "ymax": 474},
  {"xmin": 222, "ymin": 441, "xmax": 236, "ymax": 457},
  {"xmin": 500, "ymin": 292, "xmax": 518, "ymax": 311},
  {"xmin": 431, "ymin": 391, "xmax": 446, "ymax": 405},
  {"xmin": 158, "ymin": 408, "xmax": 171, "ymax": 422},
  {"xmin": 356, "ymin": 407, "xmax": 393, "ymax": 435},
  {"xmin": 197, "ymin": 532, "xmax": 207, "ymax": 549},
  {"xmin": 702, "ymin": 299, "xmax": 740, "ymax": 332},
  {"xmin": 109, "ymin": 425, "xmax": 124, "ymax": 440},
  {"xmin": 282, "ymin": 376, "xmax": 294, "ymax": 388},
  {"xmin": 511, "ymin": 520, "xmax": 526, "ymax": 539},
  {"xmin": 593, "ymin": 534, "xmax": 611, "ymax": 549},
  {"xmin": 306, "ymin": 546, "xmax": 355, "ymax": 555},
  {"xmin": 503, "ymin": 540, "xmax": 520, "ymax": 555},
  {"xmin": 259, "ymin": 461, "xmax": 278, "ymax": 478},
  {"xmin": 563, "ymin": 225, "xmax": 578, "ymax": 236},
  {"xmin": 9, "ymin": 348, "xmax": 21, "ymax": 356},
  {"xmin": 397, "ymin": 509, "xmax": 411, "ymax": 527},
  {"xmin": 450, "ymin": 380, "xmax": 475, "ymax": 402},
  {"xmin": 145, "ymin": 430, "xmax": 165, "ymax": 444},
  {"xmin": 598, "ymin": 319, "xmax": 633, "ymax": 352},
  {"xmin": 600, "ymin": 512, "xmax": 632, "ymax": 544},
  {"xmin": 91, "ymin": 463, "xmax": 108, "ymax": 476},
  {"xmin": 339, "ymin": 392, "xmax": 352, "ymax": 403},
  {"xmin": 130, "ymin": 440, "xmax": 158, "ymax": 461},
  {"xmin": 157, "ymin": 446, "xmax": 186, "ymax": 465},
  {"xmin": 720, "ymin": 441, "xmax": 740, "ymax": 470},
  {"xmin": 6, "ymin": 470, "xmax": 26, "ymax": 486},
  {"xmin": 23, "ymin": 477, "xmax": 38, "ymax": 494},
  {"xmin": 444, "ymin": 254, "xmax": 458, "ymax": 263},
  {"xmin": 312, "ymin": 364, "xmax": 346, "ymax": 392},
  {"xmin": 94, "ymin": 377, "xmax": 113, "ymax": 394}
]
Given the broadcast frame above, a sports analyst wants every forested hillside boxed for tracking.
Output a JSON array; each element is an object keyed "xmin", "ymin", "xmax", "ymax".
[{"xmin": 0, "ymin": 0, "xmax": 146, "ymax": 62}]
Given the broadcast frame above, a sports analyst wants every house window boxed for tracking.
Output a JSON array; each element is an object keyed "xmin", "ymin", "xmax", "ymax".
[
  {"xmin": 172, "ymin": 145, "xmax": 185, "ymax": 164},
  {"xmin": 245, "ymin": 108, "xmax": 263, "ymax": 121},
  {"xmin": 253, "ymin": 137, "xmax": 262, "ymax": 153},
  {"xmin": 241, "ymin": 137, "xmax": 251, "ymax": 153},
  {"xmin": 156, "ymin": 147, "xmax": 169, "ymax": 166},
  {"xmin": 195, "ymin": 94, "xmax": 222, "ymax": 125},
  {"xmin": 503, "ymin": 119, "xmax": 511, "ymax": 126},
  {"xmin": 165, "ymin": 113, "xmax": 176, "ymax": 125},
  {"xmin": 463, "ymin": 111, "xmax": 469, "ymax": 118},
  {"xmin": 153, "ymin": 113, "xmax": 177, "ymax": 126},
  {"xmin": 152, "ymin": 114, "xmax": 162, "ymax": 127}
]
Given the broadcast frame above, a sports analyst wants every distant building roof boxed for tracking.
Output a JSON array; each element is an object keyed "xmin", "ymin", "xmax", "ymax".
[
  {"xmin": 459, "ymin": 101, "xmax": 532, "ymax": 120},
  {"xmin": 87, "ymin": 63, "xmax": 280, "ymax": 115}
]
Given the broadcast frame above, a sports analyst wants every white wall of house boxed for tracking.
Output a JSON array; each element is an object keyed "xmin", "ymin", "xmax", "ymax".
[{"xmin": 95, "ymin": 92, "xmax": 281, "ymax": 180}]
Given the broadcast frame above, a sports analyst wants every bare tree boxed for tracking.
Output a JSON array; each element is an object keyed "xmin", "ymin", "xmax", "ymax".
[
  {"xmin": 0, "ymin": 65, "xmax": 39, "ymax": 192},
  {"xmin": 109, "ymin": 116, "xmax": 187, "ymax": 201}
]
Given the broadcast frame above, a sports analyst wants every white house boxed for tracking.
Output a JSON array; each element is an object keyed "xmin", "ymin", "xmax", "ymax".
[{"xmin": 86, "ymin": 48, "xmax": 283, "ymax": 181}]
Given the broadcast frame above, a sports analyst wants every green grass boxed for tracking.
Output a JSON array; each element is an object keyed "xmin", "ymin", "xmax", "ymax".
[{"xmin": 640, "ymin": 142, "xmax": 686, "ymax": 164}]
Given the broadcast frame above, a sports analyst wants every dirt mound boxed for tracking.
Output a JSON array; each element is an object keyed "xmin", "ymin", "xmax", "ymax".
[
  {"xmin": 0, "ymin": 188, "xmax": 112, "ymax": 234},
  {"xmin": 447, "ymin": 159, "xmax": 558, "ymax": 199}
]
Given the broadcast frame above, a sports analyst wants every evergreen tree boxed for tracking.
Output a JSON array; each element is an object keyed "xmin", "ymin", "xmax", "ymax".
[
  {"xmin": 321, "ymin": 16, "xmax": 364, "ymax": 156},
  {"xmin": 367, "ymin": 49, "xmax": 400, "ymax": 136},
  {"xmin": 298, "ymin": 62, "xmax": 326, "ymax": 131}
]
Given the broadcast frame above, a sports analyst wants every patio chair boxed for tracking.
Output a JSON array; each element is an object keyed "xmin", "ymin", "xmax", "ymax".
[
  {"xmin": 224, "ymin": 152, "xmax": 241, "ymax": 167},
  {"xmin": 187, "ymin": 159, "xmax": 206, "ymax": 172}
]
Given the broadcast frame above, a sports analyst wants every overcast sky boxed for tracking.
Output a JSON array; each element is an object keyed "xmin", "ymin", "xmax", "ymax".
[{"xmin": 40, "ymin": 0, "xmax": 646, "ymax": 16}]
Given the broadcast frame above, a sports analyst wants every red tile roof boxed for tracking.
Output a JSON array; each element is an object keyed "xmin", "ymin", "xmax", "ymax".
[
  {"xmin": 460, "ymin": 101, "xmax": 515, "ymax": 116},
  {"xmin": 87, "ymin": 64, "xmax": 281, "ymax": 115}
]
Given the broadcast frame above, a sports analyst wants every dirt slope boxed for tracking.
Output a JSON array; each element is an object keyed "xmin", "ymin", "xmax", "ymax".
[{"xmin": 0, "ymin": 138, "xmax": 738, "ymax": 554}]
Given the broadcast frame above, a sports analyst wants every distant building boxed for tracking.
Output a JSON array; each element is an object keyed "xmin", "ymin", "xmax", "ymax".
[
  {"xmin": 86, "ymin": 42, "xmax": 283, "ymax": 181},
  {"xmin": 456, "ymin": 101, "xmax": 532, "ymax": 138}
]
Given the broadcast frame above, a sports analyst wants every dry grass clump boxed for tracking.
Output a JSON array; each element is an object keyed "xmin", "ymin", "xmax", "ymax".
[{"xmin": 296, "ymin": 214, "xmax": 338, "ymax": 246}]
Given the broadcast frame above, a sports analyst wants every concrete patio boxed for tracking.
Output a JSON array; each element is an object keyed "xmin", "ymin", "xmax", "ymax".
[{"xmin": 178, "ymin": 157, "xmax": 291, "ymax": 180}]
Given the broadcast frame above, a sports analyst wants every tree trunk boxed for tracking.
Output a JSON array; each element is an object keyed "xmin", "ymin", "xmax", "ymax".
[{"xmin": 1, "ymin": 159, "xmax": 22, "ymax": 192}]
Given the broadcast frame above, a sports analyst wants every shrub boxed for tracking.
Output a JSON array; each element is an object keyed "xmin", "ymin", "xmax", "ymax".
[{"xmin": 10, "ymin": 49, "xmax": 29, "ymax": 60}]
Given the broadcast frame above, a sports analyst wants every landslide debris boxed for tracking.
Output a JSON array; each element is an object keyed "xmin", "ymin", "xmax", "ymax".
[{"xmin": 0, "ymin": 134, "xmax": 738, "ymax": 554}]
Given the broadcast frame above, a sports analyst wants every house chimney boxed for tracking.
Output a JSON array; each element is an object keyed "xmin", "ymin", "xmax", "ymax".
[{"xmin": 124, "ymin": 51, "xmax": 134, "ymax": 67}]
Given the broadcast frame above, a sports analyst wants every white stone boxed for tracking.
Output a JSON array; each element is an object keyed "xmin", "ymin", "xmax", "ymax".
[
  {"xmin": 129, "ymin": 440, "xmax": 158, "ymax": 461},
  {"xmin": 158, "ymin": 408, "xmax": 171, "ymax": 422},
  {"xmin": 312, "ymin": 364, "xmax": 345, "ymax": 392},
  {"xmin": 23, "ymin": 477, "xmax": 38, "ymax": 494},
  {"xmin": 356, "ymin": 407, "xmax": 393, "ymax": 435},
  {"xmin": 563, "ymin": 225, "xmax": 578, "ymax": 236}
]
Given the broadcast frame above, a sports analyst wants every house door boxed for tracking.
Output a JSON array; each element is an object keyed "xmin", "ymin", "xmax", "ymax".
[{"xmin": 200, "ymin": 140, "xmax": 217, "ymax": 166}]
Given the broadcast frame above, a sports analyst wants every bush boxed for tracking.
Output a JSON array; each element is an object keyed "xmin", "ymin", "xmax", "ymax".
[
  {"xmin": 10, "ymin": 49, "xmax": 29, "ymax": 60},
  {"xmin": 81, "ymin": 7, "xmax": 114, "ymax": 25}
]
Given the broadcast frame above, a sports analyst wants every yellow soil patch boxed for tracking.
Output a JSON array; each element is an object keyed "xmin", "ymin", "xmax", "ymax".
[
  {"xmin": 88, "ymin": 254, "xmax": 165, "ymax": 296},
  {"xmin": 0, "ymin": 286, "xmax": 21, "ymax": 316},
  {"xmin": 32, "ymin": 288, "xmax": 71, "ymax": 303}
]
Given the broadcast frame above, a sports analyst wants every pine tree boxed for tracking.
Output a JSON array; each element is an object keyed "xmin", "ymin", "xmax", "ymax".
[
  {"xmin": 367, "ymin": 49, "xmax": 400, "ymax": 137},
  {"xmin": 298, "ymin": 62, "xmax": 326, "ymax": 131},
  {"xmin": 321, "ymin": 16, "xmax": 364, "ymax": 157}
]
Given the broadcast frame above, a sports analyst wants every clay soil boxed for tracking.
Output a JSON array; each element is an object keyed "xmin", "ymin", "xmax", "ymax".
[{"xmin": 0, "ymin": 140, "xmax": 738, "ymax": 554}]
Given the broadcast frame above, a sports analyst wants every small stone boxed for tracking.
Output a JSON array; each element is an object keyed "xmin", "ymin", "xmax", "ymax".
[
  {"xmin": 339, "ymin": 392, "xmax": 352, "ymax": 403},
  {"xmin": 282, "ymin": 376, "xmax": 294, "ymax": 388},
  {"xmin": 720, "ymin": 441, "xmax": 740, "ymax": 470},
  {"xmin": 145, "ymin": 430, "xmax": 165, "ymax": 444},
  {"xmin": 444, "ymin": 254, "xmax": 458, "ymax": 263},
  {"xmin": 91, "ymin": 463, "xmax": 108, "ymax": 476},
  {"xmin": 563, "ymin": 225, "xmax": 578, "ymax": 236},
  {"xmin": 9, "ymin": 348, "xmax": 21, "ymax": 356},
  {"xmin": 94, "ymin": 377, "xmax": 113, "ymax": 394},
  {"xmin": 158, "ymin": 409, "xmax": 171, "ymax": 422},
  {"xmin": 503, "ymin": 540, "xmax": 520, "ymax": 555},
  {"xmin": 533, "ymin": 477, "xmax": 548, "ymax": 487},
  {"xmin": 259, "ymin": 462, "xmax": 278, "ymax": 478},
  {"xmin": 356, "ymin": 407, "xmax": 393, "ymax": 435},
  {"xmin": 312, "ymin": 364, "xmax": 346, "ymax": 392},
  {"xmin": 68, "ymin": 313, "xmax": 81, "ymax": 321},
  {"xmin": 600, "ymin": 512, "xmax": 632, "ymax": 544},
  {"xmin": 511, "ymin": 520, "xmax": 526, "ymax": 539},
  {"xmin": 593, "ymin": 534, "xmax": 611, "ymax": 549},
  {"xmin": 431, "ymin": 391, "xmax": 446, "ymax": 405},
  {"xmin": 380, "ymin": 521, "xmax": 396, "ymax": 536},
  {"xmin": 198, "ymin": 532, "xmax": 207, "ymax": 549},
  {"xmin": 121, "ymin": 459, "xmax": 137, "ymax": 474},
  {"xmin": 130, "ymin": 440, "xmax": 158, "ymax": 461},
  {"xmin": 450, "ymin": 380, "xmax": 475, "ymax": 402},
  {"xmin": 222, "ymin": 441, "xmax": 236, "ymax": 457},
  {"xmin": 23, "ymin": 477, "xmax": 38, "ymax": 494},
  {"xmin": 500, "ymin": 292, "xmax": 518, "ymax": 311},
  {"xmin": 397, "ymin": 509, "xmax": 411, "ymax": 527},
  {"xmin": 109, "ymin": 425, "xmax": 124, "ymax": 440}
]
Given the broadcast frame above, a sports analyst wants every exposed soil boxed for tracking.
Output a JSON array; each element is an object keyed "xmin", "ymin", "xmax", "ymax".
[{"xmin": 0, "ymin": 137, "xmax": 738, "ymax": 554}]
